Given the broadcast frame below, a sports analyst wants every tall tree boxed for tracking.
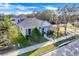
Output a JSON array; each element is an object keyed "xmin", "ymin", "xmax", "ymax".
[
  {"xmin": 34, "ymin": 10, "xmax": 53, "ymax": 22},
  {"xmin": 56, "ymin": 7, "xmax": 62, "ymax": 37},
  {"xmin": 68, "ymin": 5, "xmax": 78, "ymax": 32}
]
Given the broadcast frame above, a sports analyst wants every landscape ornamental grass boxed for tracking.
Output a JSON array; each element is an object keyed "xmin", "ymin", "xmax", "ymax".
[{"xmin": 19, "ymin": 34, "xmax": 79, "ymax": 56}]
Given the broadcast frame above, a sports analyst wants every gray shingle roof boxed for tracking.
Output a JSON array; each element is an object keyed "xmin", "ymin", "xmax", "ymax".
[{"xmin": 18, "ymin": 17, "xmax": 44, "ymax": 29}]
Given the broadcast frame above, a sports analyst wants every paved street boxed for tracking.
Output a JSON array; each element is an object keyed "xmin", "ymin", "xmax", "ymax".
[{"xmin": 42, "ymin": 39, "xmax": 79, "ymax": 56}]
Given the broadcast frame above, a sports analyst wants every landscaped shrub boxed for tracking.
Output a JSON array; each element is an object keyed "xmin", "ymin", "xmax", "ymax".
[
  {"xmin": 30, "ymin": 28, "xmax": 42, "ymax": 42},
  {"xmin": 11, "ymin": 33, "xmax": 28, "ymax": 49}
]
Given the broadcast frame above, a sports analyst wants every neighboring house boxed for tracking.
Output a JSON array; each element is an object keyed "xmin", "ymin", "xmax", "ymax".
[
  {"xmin": 11, "ymin": 16, "xmax": 25, "ymax": 25},
  {"xmin": 0, "ymin": 16, "xmax": 4, "ymax": 20},
  {"xmin": 11, "ymin": 17, "xmax": 52, "ymax": 37}
]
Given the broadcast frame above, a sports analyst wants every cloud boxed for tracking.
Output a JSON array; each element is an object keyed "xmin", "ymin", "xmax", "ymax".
[
  {"xmin": 44, "ymin": 6, "xmax": 58, "ymax": 10},
  {"xmin": 4, "ymin": 3, "xmax": 11, "ymax": 9},
  {"xmin": 0, "ymin": 3, "xmax": 26, "ymax": 10},
  {"xmin": 0, "ymin": 11, "xmax": 15, "ymax": 15},
  {"xmin": 0, "ymin": 3, "xmax": 38, "ymax": 10},
  {"xmin": 16, "ymin": 5, "xmax": 27, "ymax": 10},
  {"xmin": 0, "ymin": 3, "xmax": 38, "ymax": 14},
  {"xmin": 0, "ymin": 3, "xmax": 58, "ymax": 15},
  {"xmin": 16, "ymin": 5, "xmax": 38, "ymax": 10},
  {"xmin": 28, "ymin": 6, "xmax": 38, "ymax": 8},
  {"xmin": 16, "ymin": 11, "xmax": 33, "ymax": 15},
  {"xmin": 0, "ymin": 3, "xmax": 11, "ymax": 10},
  {"xmin": 0, "ymin": 3, "xmax": 18, "ymax": 10}
]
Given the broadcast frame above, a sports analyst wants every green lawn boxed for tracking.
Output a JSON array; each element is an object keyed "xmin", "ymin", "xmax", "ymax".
[
  {"xmin": 19, "ymin": 34, "xmax": 79, "ymax": 56},
  {"xmin": 19, "ymin": 44, "xmax": 56, "ymax": 56}
]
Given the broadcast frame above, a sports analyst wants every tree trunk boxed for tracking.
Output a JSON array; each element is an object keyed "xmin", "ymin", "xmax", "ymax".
[
  {"xmin": 56, "ymin": 16, "xmax": 60, "ymax": 37},
  {"xmin": 64, "ymin": 23, "xmax": 67, "ymax": 35},
  {"xmin": 64, "ymin": 18, "xmax": 68, "ymax": 36}
]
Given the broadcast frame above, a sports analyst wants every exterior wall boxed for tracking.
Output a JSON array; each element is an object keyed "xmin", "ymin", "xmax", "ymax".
[
  {"xmin": 39, "ymin": 26, "xmax": 50, "ymax": 37},
  {"xmin": 19, "ymin": 27, "xmax": 32, "ymax": 37},
  {"xmin": 19, "ymin": 26, "xmax": 51, "ymax": 38},
  {"xmin": 18, "ymin": 21, "xmax": 51, "ymax": 38},
  {"xmin": 19, "ymin": 27, "xmax": 26, "ymax": 36},
  {"xmin": 40, "ymin": 21, "xmax": 51, "ymax": 37}
]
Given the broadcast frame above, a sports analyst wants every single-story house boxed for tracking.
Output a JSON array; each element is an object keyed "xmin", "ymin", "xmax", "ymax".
[{"xmin": 11, "ymin": 17, "xmax": 52, "ymax": 37}]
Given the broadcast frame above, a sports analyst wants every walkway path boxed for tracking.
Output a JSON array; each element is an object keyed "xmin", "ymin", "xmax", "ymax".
[{"xmin": 1, "ymin": 32, "xmax": 76, "ymax": 56}]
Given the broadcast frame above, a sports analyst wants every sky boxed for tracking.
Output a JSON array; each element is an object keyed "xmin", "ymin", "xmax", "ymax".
[{"xmin": 0, "ymin": 3, "xmax": 79, "ymax": 15}]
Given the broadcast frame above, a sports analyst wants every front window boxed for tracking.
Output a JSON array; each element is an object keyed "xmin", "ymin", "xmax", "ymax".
[
  {"xmin": 28, "ymin": 29, "xmax": 31, "ymax": 35},
  {"xmin": 26, "ymin": 29, "xmax": 31, "ymax": 37},
  {"xmin": 42, "ymin": 28, "xmax": 44, "ymax": 37}
]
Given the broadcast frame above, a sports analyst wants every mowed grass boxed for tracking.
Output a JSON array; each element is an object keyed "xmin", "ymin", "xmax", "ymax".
[
  {"xmin": 19, "ymin": 34, "xmax": 79, "ymax": 56},
  {"xmin": 19, "ymin": 44, "xmax": 56, "ymax": 56}
]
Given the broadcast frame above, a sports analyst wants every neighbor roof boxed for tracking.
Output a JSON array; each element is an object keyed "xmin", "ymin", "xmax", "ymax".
[{"xmin": 18, "ymin": 17, "xmax": 44, "ymax": 29}]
